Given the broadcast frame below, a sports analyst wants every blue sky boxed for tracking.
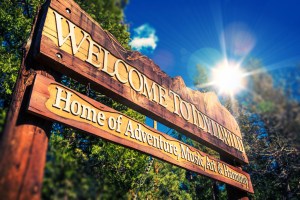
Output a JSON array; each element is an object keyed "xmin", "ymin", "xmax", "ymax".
[
  {"xmin": 125, "ymin": 0, "xmax": 300, "ymax": 87},
  {"xmin": 125, "ymin": 0, "xmax": 300, "ymax": 132}
]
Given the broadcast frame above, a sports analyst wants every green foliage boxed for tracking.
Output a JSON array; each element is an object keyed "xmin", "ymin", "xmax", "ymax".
[
  {"xmin": 76, "ymin": 0, "xmax": 130, "ymax": 49},
  {"xmin": 135, "ymin": 160, "xmax": 192, "ymax": 200},
  {"xmin": 43, "ymin": 129, "xmax": 149, "ymax": 199},
  {"xmin": 256, "ymin": 100, "xmax": 275, "ymax": 114},
  {"xmin": 240, "ymin": 59, "xmax": 300, "ymax": 199},
  {"xmin": 0, "ymin": 52, "xmax": 19, "ymax": 132}
]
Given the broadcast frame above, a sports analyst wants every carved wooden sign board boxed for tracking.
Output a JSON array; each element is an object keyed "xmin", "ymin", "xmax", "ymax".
[
  {"xmin": 25, "ymin": 0, "xmax": 253, "ymax": 193},
  {"xmin": 28, "ymin": 74, "xmax": 253, "ymax": 193}
]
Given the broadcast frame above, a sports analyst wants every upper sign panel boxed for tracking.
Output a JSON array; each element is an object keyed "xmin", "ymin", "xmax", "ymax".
[{"xmin": 33, "ymin": 0, "xmax": 248, "ymax": 163}]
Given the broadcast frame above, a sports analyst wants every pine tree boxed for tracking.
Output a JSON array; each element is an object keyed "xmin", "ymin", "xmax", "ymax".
[{"xmin": 240, "ymin": 59, "xmax": 300, "ymax": 199}]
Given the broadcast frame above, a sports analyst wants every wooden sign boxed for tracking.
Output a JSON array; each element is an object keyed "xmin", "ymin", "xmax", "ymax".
[
  {"xmin": 27, "ymin": 74, "xmax": 253, "ymax": 193},
  {"xmin": 32, "ymin": 0, "xmax": 248, "ymax": 164}
]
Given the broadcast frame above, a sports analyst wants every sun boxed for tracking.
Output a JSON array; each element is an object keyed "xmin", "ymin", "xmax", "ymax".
[{"xmin": 211, "ymin": 60, "xmax": 246, "ymax": 96}]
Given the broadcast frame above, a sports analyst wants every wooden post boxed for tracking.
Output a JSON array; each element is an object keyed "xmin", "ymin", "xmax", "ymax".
[
  {"xmin": 0, "ymin": 109, "xmax": 50, "ymax": 200},
  {"xmin": 0, "ymin": 63, "xmax": 54, "ymax": 200},
  {"xmin": 212, "ymin": 181, "xmax": 220, "ymax": 200},
  {"xmin": 226, "ymin": 184, "xmax": 249, "ymax": 200},
  {"xmin": 0, "ymin": 3, "xmax": 55, "ymax": 199},
  {"xmin": 221, "ymin": 155, "xmax": 249, "ymax": 200}
]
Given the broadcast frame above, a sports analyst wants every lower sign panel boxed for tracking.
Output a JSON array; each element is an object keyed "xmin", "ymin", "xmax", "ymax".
[{"xmin": 28, "ymin": 74, "xmax": 254, "ymax": 193}]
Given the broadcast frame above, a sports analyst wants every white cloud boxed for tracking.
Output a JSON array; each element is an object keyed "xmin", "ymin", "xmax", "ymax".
[
  {"xmin": 130, "ymin": 33, "xmax": 157, "ymax": 50},
  {"xmin": 129, "ymin": 24, "xmax": 158, "ymax": 54}
]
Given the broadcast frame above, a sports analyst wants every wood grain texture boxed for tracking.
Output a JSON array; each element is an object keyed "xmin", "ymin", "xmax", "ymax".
[
  {"xmin": 0, "ymin": 2, "xmax": 52, "ymax": 199},
  {"xmin": 27, "ymin": 74, "xmax": 254, "ymax": 193},
  {"xmin": 33, "ymin": 0, "xmax": 248, "ymax": 164}
]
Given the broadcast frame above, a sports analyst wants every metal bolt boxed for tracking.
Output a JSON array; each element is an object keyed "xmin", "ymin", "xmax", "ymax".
[
  {"xmin": 32, "ymin": 185, "xmax": 39, "ymax": 193},
  {"xmin": 56, "ymin": 53, "xmax": 62, "ymax": 59}
]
